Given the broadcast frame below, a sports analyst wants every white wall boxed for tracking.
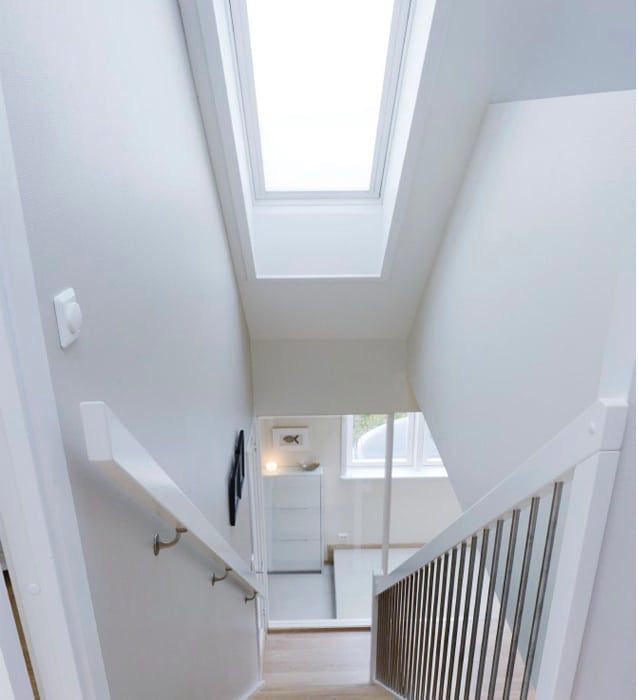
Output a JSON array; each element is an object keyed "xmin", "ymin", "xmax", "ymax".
[
  {"xmin": 252, "ymin": 339, "xmax": 418, "ymax": 416},
  {"xmin": 408, "ymin": 90, "xmax": 635, "ymax": 507},
  {"xmin": 259, "ymin": 416, "xmax": 460, "ymax": 558},
  {"xmin": 0, "ymin": 1, "xmax": 258, "ymax": 698},
  {"xmin": 407, "ymin": 89, "xmax": 635, "ymax": 697}
]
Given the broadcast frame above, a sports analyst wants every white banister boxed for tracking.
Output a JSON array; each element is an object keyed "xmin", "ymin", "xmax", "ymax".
[
  {"xmin": 374, "ymin": 398, "xmax": 627, "ymax": 595},
  {"xmin": 80, "ymin": 401, "xmax": 263, "ymax": 598},
  {"xmin": 370, "ymin": 397, "xmax": 628, "ymax": 699}
]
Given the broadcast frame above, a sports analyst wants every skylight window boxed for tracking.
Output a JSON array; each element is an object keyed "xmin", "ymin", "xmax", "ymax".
[{"xmin": 230, "ymin": 0, "xmax": 410, "ymax": 198}]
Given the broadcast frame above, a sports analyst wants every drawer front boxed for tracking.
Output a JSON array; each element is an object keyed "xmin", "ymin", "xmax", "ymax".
[
  {"xmin": 270, "ymin": 507, "xmax": 321, "ymax": 541},
  {"xmin": 271, "ymin": 475, "xmax": 321, "ymax": 509},
  {"xmin": 269, "ymin": 539, "xmax": 322, "ymax": 572}
]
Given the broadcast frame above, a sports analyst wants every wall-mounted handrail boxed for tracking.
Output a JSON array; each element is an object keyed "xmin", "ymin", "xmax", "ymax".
[
  {"xmin": 80, "ymin": 401, "xmax": 263, "ymax": 598},
  {"xmin": 370, "ymin": 397, "xmax": 628, "ymax": 699}
]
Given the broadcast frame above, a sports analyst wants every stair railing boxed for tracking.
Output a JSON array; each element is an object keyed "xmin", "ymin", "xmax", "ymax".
[
  {"xmin": 370, "ymin": 398, "xmax": 627, "ymax": 699},
  {"xmin": 80, "ymin": 401, "xmax": 263, "ymax": 599}
]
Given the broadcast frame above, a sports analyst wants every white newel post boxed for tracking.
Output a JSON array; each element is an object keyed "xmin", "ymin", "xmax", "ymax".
[
  {"xmin": 381, "ymin": 414, "xmax": 395, "ymax": 576},
  {"xmin": 535, "ymin": 450, "xmax": 620, "ymax": 699},
  {"xmin": 370, "ymin": 576, "xmax": 380, "ymax": 683}
]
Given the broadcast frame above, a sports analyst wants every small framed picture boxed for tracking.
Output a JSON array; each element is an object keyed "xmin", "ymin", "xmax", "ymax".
[{"xmin": 272, "ymin": 427, "xmax": 310, "ymax": 452}]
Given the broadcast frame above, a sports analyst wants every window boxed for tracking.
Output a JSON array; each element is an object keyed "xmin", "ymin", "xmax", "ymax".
[
  {"xmin": 341, "ymin": 413, "xmax": 446, "ymax": 478},
  {"xmin": 229, "ymin": 0, "xmax": 412, "ymax": 198}
]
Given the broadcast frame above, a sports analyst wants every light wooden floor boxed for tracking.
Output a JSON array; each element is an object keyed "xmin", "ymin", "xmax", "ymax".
[{"xmin": 253, "ymin": 631, "xmax": 392, "ymax": 699}]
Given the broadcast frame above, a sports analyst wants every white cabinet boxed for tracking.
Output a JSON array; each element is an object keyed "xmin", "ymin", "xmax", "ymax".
[{"xmin": 264, "ymin": 469, "xmax": 322, "ymax": 573}]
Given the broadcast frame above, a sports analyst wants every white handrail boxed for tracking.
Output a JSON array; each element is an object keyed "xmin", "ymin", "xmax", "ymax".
[
  {"xmin": 80, "ymin": 401, "xmax": 263, "ymax": 597},
  {"xmin": 374, "ymin": 397, "xmax": 627, "ymax": 595},
  {"xmin": 371, "ymin": 397, "xmax": 628, "ymax": 698}
]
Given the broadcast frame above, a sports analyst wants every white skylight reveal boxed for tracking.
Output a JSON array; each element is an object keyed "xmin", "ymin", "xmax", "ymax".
[{"xmin": 230, "ymin": 0, "xmax": 410, "ymax": 198}]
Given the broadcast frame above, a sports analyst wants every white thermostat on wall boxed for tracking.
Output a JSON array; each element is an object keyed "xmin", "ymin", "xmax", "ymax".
[{"xmin": 53, "ymin": 287, "xmax": 83, "ymax": 349}]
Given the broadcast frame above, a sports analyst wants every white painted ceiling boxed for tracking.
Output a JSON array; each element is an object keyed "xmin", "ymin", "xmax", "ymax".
[{"xmin": 229, "ymin": 0, "xmax": 634, "ymax": 340}]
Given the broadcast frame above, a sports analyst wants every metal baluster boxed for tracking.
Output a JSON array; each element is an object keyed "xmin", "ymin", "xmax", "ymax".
[
  {"xmin": 404, "ymin": 574, "xmax": 414, "ymax": 697},
  {"xmin": 417, "ymin": 564, "xmax": 433, "ymax": 700},
  {"xmin": 390, "ymin": 585, "xmax": 398, "ymax": 690},
  {"xmin": 403, "ymin": 575, "xmax": 415, "ymax": 695},
  {"xmin": 520, "ymin": 483, "xmax": 563, "ymax": 700},
  {"xmin": 426, "ymin": 557, "xmax": 442, "ymax": 698},
  {"xmin": 397, "ymin": 579, "xmax": 406, "ymax": 692},
  {"xmin": 375, "ymin": 592, "xmax": 383, "ymax": 683},
  {"xmin": 487, "ymin": 509, "xmax": 520, "ymax": 698},
  {"xmin": 405, "ymin": 572, "xmax": 416, "ymax": 697},
  {"xmin": 419, "ymin": 567, "xmax": 430, "ymax": 697},
  {"xmin": 439, "ymin": 547, "xmax": 458, "ymax": 699},
  {"xmin": 409, "ymin": 570, "xmax": 423, "ymax": 698},
  {"xmin": 464, "ymin": 529, "xmax": 490, "ymax": 698},
  {"xmin": 398, "ymin": 581, "xmax": 405, "ymax": 692},
  {"xmin": 446, "ymin": 541, "xmax": 467, "ymax": 699},
  {"xmin": 503, "ymin": 498, "xmax": 540, "ymax": 698},
  {"xmin": 395, "ymin": 582, "xmax": 402, "ymax": 691},
  {"xmin": 403, "ymin": 576, "xmax": 412, "ymax": 695},
  {"xmin": 383, "ymin": 590, "xmax": 390, "ymax": 685},
  {"xmin": 407, "ymin": 570, "xmax": 421, "ymax": 697},
  {"xmin": 379, "ymin": 591, "xmax": 388, "ymax": 684},
  {"xmin": 396, "ymin": 582, "xmax": 404, "ymax": 692},
  {"xmin": 432, "ymin": 552, "xmax": 450, "ymax": 697},
  {"xmin": 474, "ymin": 520, "xmax": 503, "ymax": 699},
  {"xmin": 454, "ymin": 536, "xmax": 478, "ymax": 699},
  {"xmin": 402, "ymin": 577, "xmax": 410, "ymax": 693}
]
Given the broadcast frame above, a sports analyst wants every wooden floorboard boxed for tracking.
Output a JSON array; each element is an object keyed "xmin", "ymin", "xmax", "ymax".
[{"xmin": 253, "ymin": 631, "xmax": 392, "ymax": 699}]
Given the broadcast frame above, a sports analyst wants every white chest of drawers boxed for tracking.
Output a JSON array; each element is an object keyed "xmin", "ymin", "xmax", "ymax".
[{"xmin": 263, "ymin": 469, "xmax": 323, "ymax": 573}]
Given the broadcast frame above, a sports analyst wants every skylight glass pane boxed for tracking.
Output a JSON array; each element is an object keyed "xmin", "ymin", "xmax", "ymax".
[{"xmin": 244, "ymin": 0, "xmax": 395, "ymax": 192}]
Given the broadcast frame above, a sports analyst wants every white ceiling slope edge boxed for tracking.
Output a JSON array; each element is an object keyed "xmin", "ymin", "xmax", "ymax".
[{"xmin": 180, "ymin": 0, "xmax": 634, "ymax": 340}]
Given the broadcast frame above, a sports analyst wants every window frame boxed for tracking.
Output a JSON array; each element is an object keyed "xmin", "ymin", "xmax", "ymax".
[
  {"xmin": 341, "ymin": 413, "xmax": 445, "ymax": 479},
  {"xmin": 228, "ymin": 0, "xmax": 413, "ymax": 201}
]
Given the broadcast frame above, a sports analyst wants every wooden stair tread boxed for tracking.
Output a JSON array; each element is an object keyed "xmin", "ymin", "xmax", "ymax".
[{"xmin": 253, "ymin": 684, "xmax": 393, "ymax": 698}]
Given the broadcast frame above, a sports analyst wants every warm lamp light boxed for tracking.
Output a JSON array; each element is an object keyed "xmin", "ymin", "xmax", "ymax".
[{"xmin": 265, "ymin": 461, "xmax": 278, "ymax": 473}]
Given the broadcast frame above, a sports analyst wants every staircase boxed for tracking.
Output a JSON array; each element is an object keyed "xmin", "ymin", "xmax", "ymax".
[
  {"xmin": 253, "ymin": 400, "xmax": 626, "ymax": 700},
  {"xmin": 255, "ymin": 687, "xmax": 390, "ymax": 698},
  {"xmin": 253, "ymin": 631, "xmax": 392, "ymax": 699},
  {"xmin": 369, "ymin": 399, "xmax": 626, "ymax": 699}
]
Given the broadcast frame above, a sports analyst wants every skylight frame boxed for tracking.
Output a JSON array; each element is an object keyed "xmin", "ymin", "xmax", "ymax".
[{"xmin": 228, "ymin": 0, "xmax": 413, "ymax": 201}]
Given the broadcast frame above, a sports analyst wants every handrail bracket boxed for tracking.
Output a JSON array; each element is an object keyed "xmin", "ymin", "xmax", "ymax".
[{"xmin": 153, "ymin": 527, "xmax": 188, "ymax": 556}]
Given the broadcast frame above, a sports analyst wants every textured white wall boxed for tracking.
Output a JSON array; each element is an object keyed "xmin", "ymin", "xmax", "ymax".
[
  {"xmin": 0, "ymin": 1, "xmax": 258, "ymax": 698},
  {"xmin": 408, "ymin": 90, "xmax": 635, "ymax": 506},
  {"xmin": 259, "ymin": 416, "xmax": 460, "ymax": 558}
]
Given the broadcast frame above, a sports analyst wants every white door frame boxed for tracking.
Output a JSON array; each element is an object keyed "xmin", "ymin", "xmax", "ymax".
[{"xmin": 0, "ymin": 79, "xmax": 110, "ymax": 698}]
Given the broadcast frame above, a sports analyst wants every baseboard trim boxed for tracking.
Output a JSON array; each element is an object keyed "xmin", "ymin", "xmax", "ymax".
[
  {"xmin": 240, "ymin": 679, "xmax": 264, "ymax": 699},
  {"xmin": 374, "ymin": 679, "xmax": 403, "ymax": 699},
  {"xmin": 269, "ymin": 618, "xmax": 370, "ymax": 632},
  {"xmin": 325, "ymin": 542, "xmax": 424, "ymax": 565}
]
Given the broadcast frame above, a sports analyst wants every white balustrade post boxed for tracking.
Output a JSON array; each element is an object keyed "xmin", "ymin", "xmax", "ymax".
[
  {"xmin": 370, "ymin": 576, "xmax": 380, "ymax": 683},
  {"xmin": 381, "ymin": 414, "xmax": 395, "ymax": 576},
  {"xmin": 535, "ymin": 450, "xmax": 620, "ymax": 699}
]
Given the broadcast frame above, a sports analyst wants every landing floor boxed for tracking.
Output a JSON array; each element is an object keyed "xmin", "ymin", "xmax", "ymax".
[{"xmin": 253, "ymin": 631, "xmax": 391, "ymax": 699}]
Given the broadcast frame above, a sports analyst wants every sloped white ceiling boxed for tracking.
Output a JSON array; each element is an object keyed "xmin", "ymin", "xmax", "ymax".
[{"xmin": 230, "ymin": 0, "xmax": 634, "ymax": 340}]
